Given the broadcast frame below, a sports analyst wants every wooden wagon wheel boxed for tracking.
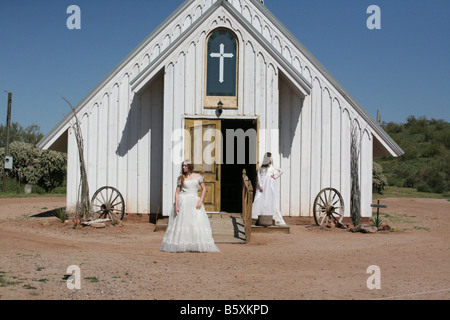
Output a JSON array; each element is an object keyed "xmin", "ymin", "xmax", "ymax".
[
  {"xmin": 313, "ymin": 187, "xmax": 344, "ymax": 226},
  {"xmin": 91, "ymin": 186, "xmax": 125, "ymax": 221}
]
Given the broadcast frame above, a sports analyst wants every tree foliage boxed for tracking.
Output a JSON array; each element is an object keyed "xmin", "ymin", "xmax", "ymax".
[
  {"xmin": 0, "ymin": 122, "xmax": 44, "ymax": 147},
  {"xmin": 0, "ymin": 141, "xmax": 66, "ymax": 193},
  {"xmin": 377, "ymin": 116, "xmax": 449, "ymax": 195},
  {"xmin": 0, "ymin": 123, "xmax": 66, "ymax": 193}
]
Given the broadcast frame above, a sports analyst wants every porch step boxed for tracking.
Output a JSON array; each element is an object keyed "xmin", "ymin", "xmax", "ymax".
[
  {"xmin": 251, "ymin": 224, "xmax": 290, "ymax": 234},
  {"xmin": 210, "ymin": 214, "xmax": 246, "ymax": 244},
  {"xmin": 154, "ymin": 213, "xmax": 247, "ymax": 244}
]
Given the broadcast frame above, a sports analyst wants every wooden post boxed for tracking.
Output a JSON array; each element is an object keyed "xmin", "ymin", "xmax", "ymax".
[
  {"xmin": 242, "ymin": 169, "xmax": 253, "ymax": 243},
  {"xmin": 2, "ymin": 92, "xmax": 12, "ymax": 192}
]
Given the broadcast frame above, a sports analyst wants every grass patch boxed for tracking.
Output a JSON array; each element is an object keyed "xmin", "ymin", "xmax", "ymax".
[
  {"xmin": 382, "ymin": 213, "xmax": 415, "ymax": 224},
  {"xmin": 84, "ymin": 277, "xmax": 99, "ymax": 283},
  {"xmin": 411, "ymin": 225, "xmax": 431, "ymax": 232},
  {"xmin": 23, "ymin": 284, "xmax": 37, "ymax": 290},
  {"xmin": 0, "ymin": 271, "xmax": 23, "ymax": 287},
  {"xmin": 379, "ymin": 212, "xmax": 430, "ymax": 232},
  {"xmin": 373, "ymin": 186, "xmax": 449, "ymax": 200}
]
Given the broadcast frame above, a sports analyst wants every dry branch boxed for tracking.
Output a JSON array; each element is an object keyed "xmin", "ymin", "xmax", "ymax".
[{"xmin": 59, "ymin": 94, "xmax": 91, "ymax": 219}]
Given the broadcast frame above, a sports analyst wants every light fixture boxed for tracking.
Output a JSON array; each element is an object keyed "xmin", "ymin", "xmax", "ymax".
[{"xmin": 216, "ymin": 100, "xmax": 223, "ymax": 117}]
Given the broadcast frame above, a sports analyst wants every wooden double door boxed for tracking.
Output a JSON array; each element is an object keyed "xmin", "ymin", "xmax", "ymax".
[{"xmin": 185, "ymin": 119, "xmax": 257, "ymax": 213}]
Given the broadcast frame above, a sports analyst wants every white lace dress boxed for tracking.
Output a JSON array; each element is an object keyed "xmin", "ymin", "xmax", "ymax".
[
  {"xmin": 161, "ymin": 175, "xmax": 219, "ymax": 253},
  {"xmin": 251, "ymin": 165, "xmax": 286, "ymax": 225}
]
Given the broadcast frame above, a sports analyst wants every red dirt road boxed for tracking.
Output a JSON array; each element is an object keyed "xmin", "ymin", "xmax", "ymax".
[{"xmin": 0, "ymin": 196, "xmax": 449, "ymax": 300}]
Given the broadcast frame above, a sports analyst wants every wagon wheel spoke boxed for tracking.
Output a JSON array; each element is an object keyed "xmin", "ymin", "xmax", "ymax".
[
  {"xmin": 99, "ymin": 191, "xmax": 107, "ymax": 206},
  {"xmin": 319, "ymin": 213, "xmax": 329, "ymax": 226},
  {"xmin": 110, "ymin": 194, "xmax": 120, "ymax": 205},
  {"xmin": 318, "ymin": 196, "xmax": 326, "ymax": 207},
  {"xmin": 108, "ymin": 208, "xmax": 122, "ymax": 220}
]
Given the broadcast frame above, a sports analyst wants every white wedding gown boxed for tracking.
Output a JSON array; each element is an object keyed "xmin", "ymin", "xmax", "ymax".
[
  {"xmin": 251, "ymin": 165, "xmax": 286, "ymax": 225},
  {"xmin": 161, "ymin": 175, "xmax": 219, "ymax": 253}
]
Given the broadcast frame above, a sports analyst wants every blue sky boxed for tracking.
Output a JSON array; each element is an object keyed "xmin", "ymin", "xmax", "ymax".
[{"xmin": 0, "ymin": 0, "xmax": 448, "ymax": 136}]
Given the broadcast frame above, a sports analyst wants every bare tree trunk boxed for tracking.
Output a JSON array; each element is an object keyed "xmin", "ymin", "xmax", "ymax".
[
  {"xmin": 59, "ymin": 95, "xmax": 91, "ymax": 219},
  {"xmin": 350, "ymin": 121, "xmax": 361, "ymax": 227}
]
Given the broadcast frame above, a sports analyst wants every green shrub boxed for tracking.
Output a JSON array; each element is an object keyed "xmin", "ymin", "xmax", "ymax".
[
  {"xmin": 0, "ymin": 141, "xmax": 66, "ymax": 194},
  {"xmin": 377, "ymin": 116, "xmax": 449, "ymax": 195},
  {"xmin": 373, "ymin": 162, "xmax": 388, "ymax": 194},
  {"xmin": 51, "ymin": 186, "xmax": 67, "ymax": 194}
]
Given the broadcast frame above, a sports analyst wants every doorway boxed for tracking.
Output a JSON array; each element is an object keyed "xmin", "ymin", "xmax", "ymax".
[
  {"xmin": 221, "ymin": 119, "xmax": 257, "ymax": 213},
  {"xmin": 184, "ymin": 118, "xmax": 257, "ymax": 213}
]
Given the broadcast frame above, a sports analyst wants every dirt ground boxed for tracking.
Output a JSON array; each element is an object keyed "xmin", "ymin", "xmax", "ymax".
[{"xmin": 0, "ymin": 196, "xmax": 448, "ymax": 301}]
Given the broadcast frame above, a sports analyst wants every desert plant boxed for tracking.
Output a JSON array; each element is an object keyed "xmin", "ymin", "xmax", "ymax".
[
  {"xmin": 53, "ymin": 207, "xmax": 68, "ymax": 223},
  {"xmin": 371, "ymin": 214, "xmax": 384, "ymax": 228}
]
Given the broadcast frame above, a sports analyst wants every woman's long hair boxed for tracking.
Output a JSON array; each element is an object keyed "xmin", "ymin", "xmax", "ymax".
[{"xmin": 179, "ymin": 160, "xmax": 194, "ymax": 186}]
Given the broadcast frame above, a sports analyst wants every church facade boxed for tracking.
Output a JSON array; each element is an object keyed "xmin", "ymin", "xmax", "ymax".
[{"xmin": 38, "ymin": 0, "xmax": 403, "ymax": 219}]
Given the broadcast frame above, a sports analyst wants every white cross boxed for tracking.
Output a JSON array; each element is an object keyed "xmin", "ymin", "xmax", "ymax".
[{"xmin": 210, "ymin": 43, "xmax": 234, "ymax": 83}]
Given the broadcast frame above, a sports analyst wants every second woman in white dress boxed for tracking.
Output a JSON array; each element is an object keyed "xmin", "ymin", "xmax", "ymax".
[
  {"xmin": 161, "ymin": 160, "xmax": 220, "ymax": 253},
  {"xmin": 252, "ymin": 152, "xmax": 286, "ymax": 225}
]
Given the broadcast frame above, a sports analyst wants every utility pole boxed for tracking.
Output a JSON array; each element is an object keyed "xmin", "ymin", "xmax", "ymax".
[{"xmin": 2, "ymin": 92, "xmax": 12, "ymax": 192}]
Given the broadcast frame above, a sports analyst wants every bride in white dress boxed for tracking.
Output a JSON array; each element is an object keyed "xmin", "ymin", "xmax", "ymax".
[
  {"xmin": 252, "ymin": 152, "xmax": 286, "ymax": 225},
  {"xmin": 161, "ymin": 160, "xmax": 219, "ymax": 253}
]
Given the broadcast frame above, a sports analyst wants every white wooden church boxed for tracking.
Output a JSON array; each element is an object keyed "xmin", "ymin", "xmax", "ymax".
[{"xmin": 38, "ymin": 0, "xmax": 403, "ymax": 220}]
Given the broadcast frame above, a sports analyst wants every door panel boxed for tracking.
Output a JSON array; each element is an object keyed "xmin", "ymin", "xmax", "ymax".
[{"xmin": 185, "ymin": 119, "xmax": 221, "ymax": 212}]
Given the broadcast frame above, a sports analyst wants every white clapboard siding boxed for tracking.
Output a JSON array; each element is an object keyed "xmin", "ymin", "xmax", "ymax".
[
  {"xmin": 361, "ymin": 129, "xmax": 373, "ymax": 218},
  {"xmin": 279, "ymin": 80, "xmax": 291, "ymax": 215},
  {"xmin": 150, "ymin": 76, "xmax": 164, "ymax": 213},
  {"xmin": 310, "ymin": 77, "xmax": 322, "ymax": 213},
  {"xmin": 108, "ymin": 84, "xmax": 119, "ymax": 191},
  {"xmin": 117, "ymin": 74, "xmax": 130, "ymax": 212},
  {"xmin": 331, "ymin": 98, "xmax": 342, "ymax": 192},
  {"xmin": 243, "ymin": 41, "xmax": 256, "ymax": 115},
  {"xmin": 321, "ymin": 88, "xmax": 332, "ymax": 189},
  {"xmin": 163, "ymin": 63, "xmax": 175, "ymax": 216}
]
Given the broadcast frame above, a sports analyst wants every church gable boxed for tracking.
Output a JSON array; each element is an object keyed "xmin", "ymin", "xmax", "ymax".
[{"xmin": 131, "ymin": 0, "xmax": 312, "ymax": 112}]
